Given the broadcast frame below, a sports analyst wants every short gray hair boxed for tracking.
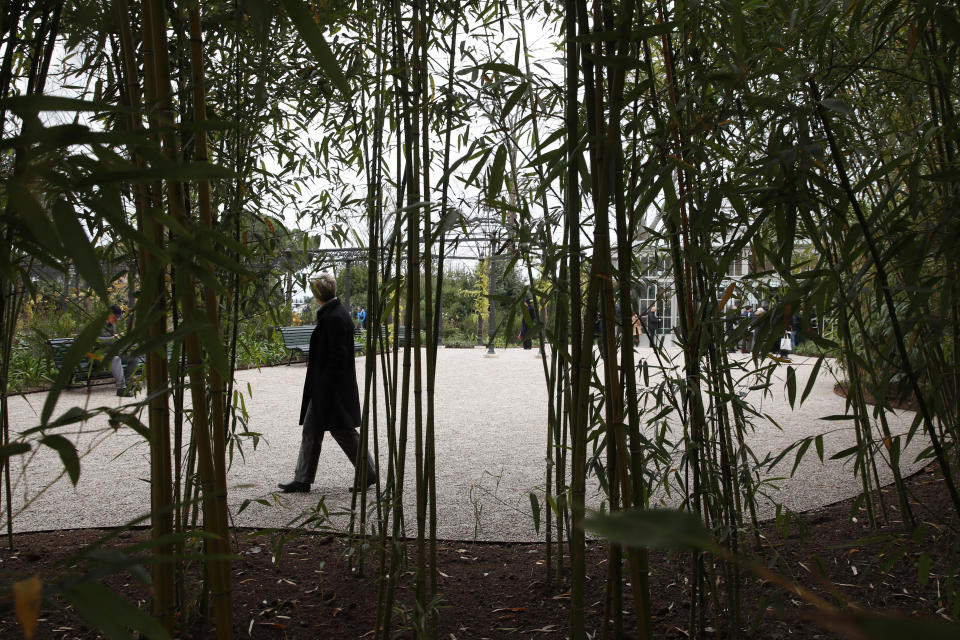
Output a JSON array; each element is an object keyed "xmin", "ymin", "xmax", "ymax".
[{"xmin": 310, "ymin": 272, "xmax": 337, "ymax": 302}]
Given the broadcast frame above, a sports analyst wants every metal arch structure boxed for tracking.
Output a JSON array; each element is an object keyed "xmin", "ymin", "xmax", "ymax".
[{"xmin": 285, "ymin": 203, "xmax": 515, "ymax": 332}]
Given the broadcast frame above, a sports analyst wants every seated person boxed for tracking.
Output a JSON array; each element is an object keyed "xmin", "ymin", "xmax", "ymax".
[{"xmin": 101, "ymin": 304, "xmax": 140, "ymax": 397}]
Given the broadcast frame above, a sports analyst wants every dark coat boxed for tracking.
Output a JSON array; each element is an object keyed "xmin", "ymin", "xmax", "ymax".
[
  {"xmin": 646, "ymin": 309, "xmax": 660, "ymax": 333},
  {"xmin": 299, "ymin": 298, "xmax": 361, "ymax": 429}
]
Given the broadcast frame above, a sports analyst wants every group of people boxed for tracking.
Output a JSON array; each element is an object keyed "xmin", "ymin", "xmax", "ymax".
[
  {"xmin": 726, "ymin": 304, "xmax": 814, "ymax": 356},
  {"xmin": 630, "ymin": 306, "xmax": 660, "ymax": 348}
]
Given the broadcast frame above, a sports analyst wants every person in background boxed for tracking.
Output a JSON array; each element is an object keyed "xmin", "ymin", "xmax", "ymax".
[
  {"xmin": 632, "ymin": 311, "xmax": 643, "ymax": 347},
  {"xmin": 753, "ymin": 306, "xmax": 766, "ymax": 355},
  {"xmin": 278, "ymin": 273, "xmax": 377, "ymax": 494},
  {"xmin": 358, "ymin": 306, "xmax": 367, "ymax": 331},
  {"xmin": 519, "ymin": 298, "xmax": 535, "ymax": 350},
  {"xmin": 102, "ymin": 304, "xmax": 136, "ymax": 397},
  {"xmin": 645, "ymin": 305, "xmax": 660, "ymax": 348},
  {"xmin": 739, "ymin": 305, "xmax": 753, "ymax": 353}
]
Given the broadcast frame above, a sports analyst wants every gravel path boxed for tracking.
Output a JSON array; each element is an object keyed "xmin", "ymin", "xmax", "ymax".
[{"xmin": 3, "ymin": 346, "xmax": 924, "ymax": 542}]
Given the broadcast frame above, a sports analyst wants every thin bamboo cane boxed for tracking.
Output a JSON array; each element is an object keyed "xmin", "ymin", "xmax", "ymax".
[
  {"xmin": 562, "ymin": 0, "xmax": 586, "ymax": 631},
  {"xmin": 129, "ymin": 0, "xmax": 177, "ymax": 629},
  {"xmin": 142, "ymin": 0, "xmax": 233, "ymax": 635},
  {"xmin": 187, "ymin": 0, "xmax": 234, "ymax": 622},
  {"xmin": 811, "ymin": 79, "xmax": 960, "ymax": 519}
]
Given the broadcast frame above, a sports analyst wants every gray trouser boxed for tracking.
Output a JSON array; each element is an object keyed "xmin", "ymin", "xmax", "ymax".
[
  {"xmin": 110, "ymin": 355, "xmax": 126, "ymax": 390},
  {"xmin": 111, "ymin": 354, "xmax": 143, "ymax": 391},
  {"xmin": 294, "ymin": 401, "xmax": 377, "ymax": 485}
]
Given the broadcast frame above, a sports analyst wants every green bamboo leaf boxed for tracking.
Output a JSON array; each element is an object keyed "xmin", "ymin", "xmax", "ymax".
[
  {"xmin": 820, "ymin": 414, "xmax": 857, "ymax": 421},
  {"xmin": 830, "ymin": 444, "xmax": 861, "ymax": 460},
  {"xmin": 466, "ymin": 147, "xmax": 493, "ymax": 186},
  {"xmin": 853, "ymin": 612, "xmax": 960, "ymax": 640},
  {"xmin": 0, "ymin": 442, "xmax": 31, "ymax": 463},
  {"xmin": 632, "ymin": 22, "xmax": 675, "ymax": 40},
  {"xmin": 277, "ymin": 0, "xmax": 348, "ymax": 94},
  {"xmin": 477, "ymin": 62, "xmax": 524, "ymax": 77},
  {"xmin": 41, "ymin": 435, "xmax": 80, "ymax": 485},
  {"xmin": 582, "ymin": 52, "xmax": 640, "ymax": 69},
  {"xmin": 6, "ymin": 181, "xmax": 62, "ymax": 256},
  {"xmin": 791, "ymin": 438, "xmax": 812, "ymax": 476},
  {"xmin": 815, "ymin": 434, "xmax": 824, "ymax": 462},
  {"xmin": 786, "ymin": 365, "xmax": 796, "ymax": 409},
  {"xmin": 529, "ymin": 492, "xmax": 541, "ymax": 535},
  {"xmin": 41, "ymin": 312, "xmax": 109, "ymax": 426},
  {"xmin": 820, "ymin": 98, "xmax": 852, "ymax": 114},
  {"xmin": 197, "ymin": 322, "xmax": 230, "ymax": 380},
  {"xmin": 488, "ymin": 145, "xmax": 507, "ymax": 202},
  {"xmin": 501, "ymin": 82, "xmax": 527, "ymax": 119},
  {"xmin": 60, "ymin": 580, "xmax": 171, "ymax": 640},
  {"xmin": 800, "ymin": 355, "xmax": 824, "ymax": 404},
  {"xmin": 77, "ymin": 162, "xmax": 235, "ymax": 186},
  {"xmin": 583, "ymin": 508, "xmax": 716, "ymax": 552},
  {"xmin": 52, "ymin": 199, "xmax": 108, "ymax": 301},
  {"xmin": 0, "ymin": 94, "xmax": 112, "ymax": 114},
  {"xmin": 917, "ymin": 552, "xmax": 931, "ymax": 587}
]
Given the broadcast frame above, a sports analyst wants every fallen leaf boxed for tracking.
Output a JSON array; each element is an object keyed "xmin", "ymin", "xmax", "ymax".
[
  {"xmin": 14, "ymin": 575, "xmax": 42, "ymax": 640},
  {"xmin": 526, "ymin": 623, "xmax": 559, "ymax": 632},
  {"xmin": 493, "ymin": 607, "xmax": 527, "ymax": 613}
]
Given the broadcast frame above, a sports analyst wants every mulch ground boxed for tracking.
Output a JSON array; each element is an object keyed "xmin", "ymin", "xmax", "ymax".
[{"xmin": 0, "ymin": 465, "xmax": 957, "ymax": 639}]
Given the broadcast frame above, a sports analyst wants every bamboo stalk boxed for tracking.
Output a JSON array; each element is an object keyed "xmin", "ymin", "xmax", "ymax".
[
  {"xmin": 187, "ymin": 0, "xmax": 234, "ymax": 626},
  {"xmin": 810, "ymin": 78, "xmax": 960, "ymax": 519},
  {"xmin": 142, "ymin": 0, "xmax": 233, "ymax": 635}
]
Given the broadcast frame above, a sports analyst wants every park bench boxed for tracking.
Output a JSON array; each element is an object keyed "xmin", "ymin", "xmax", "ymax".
[
  {"xmin": 46, "ymin": 337, "xmax": 115, "ymax": 389},
  {"xmin": 379, "ymin": 325, "xmax": 424, "ymax": 348},
  {"xmin": 277, "ymin": 326, "xmax": 314, "ymax": 365},
  {"xmin": 277, "ymin": 325, "xmax": 364, "ymax": 365},
  {"xmin": 353, "ymin": 327, "xmax": 364, "ymax": 355}
]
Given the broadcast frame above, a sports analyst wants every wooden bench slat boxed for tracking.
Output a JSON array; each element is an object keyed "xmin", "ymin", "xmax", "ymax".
[{"xmin": 47, "ymin": 337, "xmax": 114, "ymax": 388}]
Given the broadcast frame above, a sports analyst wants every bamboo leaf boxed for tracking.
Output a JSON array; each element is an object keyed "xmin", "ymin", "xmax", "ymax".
[
  {"xmin": 51, "ymin": 199, "xmax": 108, "ymax": 301},
  {"xmin": 917, "ymin": 552, "xmax": 931, "ymax": 586},
  {"xmin": 0, "ymin": 94, "xmax": 112, "ymax": 114},
  {"xmin": 529, "ymin": 492, "xmax": 541, "ymax": 535},
  {"xmin": 0, "ymin": 442, "xmax": 31, "ymax": 463},
  {"xmin": 488, "ymin": 145, "xmax": 507, "ymax": 202},
  {"xmin": 13, "ymin": 576, "xmax": 42, "ymax": 640},
  {"xmin": 477, "ymin": 62, "xmax": 524, "ymax": 77},
  {"xmin": 786, "ymin": 365, "xmax": 797, "ymax": 409},
  {"xmin": 831, "ymin": 444, "xmax": 861, "ymax": 460},
  {"xmin": 800, "ymin": 355, "xmax": 824, "ymax": 404},
  {"xmin": 820, "ymin": 98, "xmax": 852, "ymax": 114},
  {"xmin": 41, "ymin": 435, "xmax": 81, "ymax": 485},
  {"xmin": 41, "ymin": 312, "xmax": 108, "ymax": 426},
  {"xmin": 60, "ymin": 580, "xmax": 171, "ymax": 639},
  {"xmin": 791, "ymin": 438, "xmax": 812, "ymax": 476},
  {"xmin": 583, "ymin": 508, "xmax": 716, "ymax": 552},
  {"xmin": 501, "ymin": 82, "xmax": 527, "ymax": 119},
  {"xmin": 815, "ymin": 435, "xmax": 824, "ymax": 463},
  {"xmin": 852, "ymin": 613, "xmax": 960, "ymax": 640},
  {"xmin": 276, "ymin": 0, "xmax": 349, "ymax": 94}
]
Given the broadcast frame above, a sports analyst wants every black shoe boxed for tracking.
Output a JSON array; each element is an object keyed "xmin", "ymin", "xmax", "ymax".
[
  {"xmin": 349, "ymin": 479, "xmax": 378, "ymax": 493},
  {"xmin": 278, "ymin": 481, "xmax": 310, "ymax": 493},
  {"xmin": 117, "ymin": 389, "xmax": 135, "ymax": 398}
]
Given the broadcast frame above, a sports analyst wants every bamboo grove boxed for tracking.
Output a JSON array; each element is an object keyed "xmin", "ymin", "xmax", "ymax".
[{"xmin": 0, "ymin": 0, "xmax": 958, "ymax": 638}]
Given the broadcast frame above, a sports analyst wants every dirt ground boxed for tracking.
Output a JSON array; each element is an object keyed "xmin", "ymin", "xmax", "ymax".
[{"xmin": 0, "ymin": 464, "xmax": 957, "ymax": 639}]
